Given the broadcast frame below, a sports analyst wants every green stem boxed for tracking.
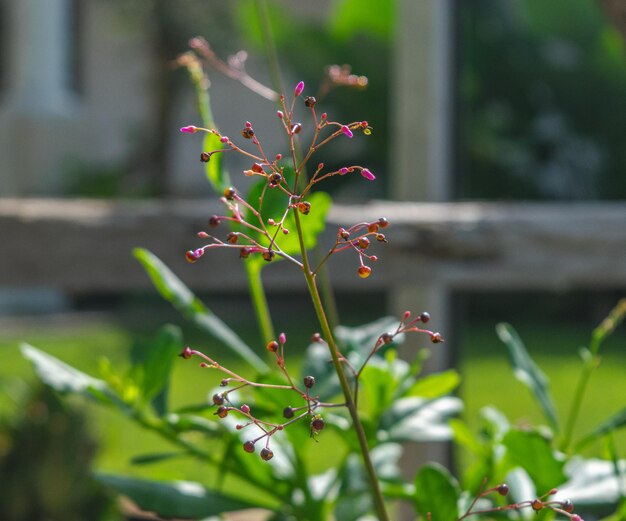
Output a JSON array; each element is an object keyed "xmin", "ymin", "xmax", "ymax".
[
  {"xmin": 254, "ymin": 0, "xmax": 284, "ymax": 95},
  {"xmin": 293, "ymin": 210, "xmax": 390, "ymax": 521},
  {"xmin": 560, "ymin": 355, "xmax": 598, "ymax": 452},
  {"xmin": 245, "ymin": 261, "xmax": 275, "ymax": 345}
]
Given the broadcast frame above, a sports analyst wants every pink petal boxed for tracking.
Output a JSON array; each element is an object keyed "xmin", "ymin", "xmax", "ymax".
[
  {"xmin": 294, "ymin": 81, "xmax": 305, "ymax": 97},
  {"xmin": 361, "ymin": 168, "xmax": 376, "ymax": 181},
  {"xmin": 341, "ymin": 125, "xmax": 354, "ymax": 138},
  {"xmin": 180, "ymin": 125, "xmax": 198, "ymax": 134}
]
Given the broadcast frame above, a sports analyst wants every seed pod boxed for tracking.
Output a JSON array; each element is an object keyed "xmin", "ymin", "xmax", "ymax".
[
  {"xmin": 380, "ymin": 332, "xmax": 393, "ymax": 345},
  {"xmin": 208, "ymin": 215, "xmax": 221, "ymax": 227},
  {"xmin": 357, "ymin": 266, "xmax": 372, "ymax": 279},
  {"xmin": 241, "ymin": 127, "xmax": 255, "ymax": 139},
  {"xmin": 200, "ymin": 152, "xmax": 211, "ymax": 163},
  {"xmin": 367, "ymin": 222, "xmax": 379, "ymax": 233},
  {"xmin": 291, "ymin": 123, "xmax": 302, "ymax": 134},
  {"xmin": 377, "ymin": 217, "xmax": 389, "ymax": 228},
  {"xmin": 496, "ymin": 484, "xmax": 509, "ymax": 496},
  {"xmin": 243, "ymin": 441, "xmax": 255, "ymax": 453},
  {"xmin": 304, "ymin": 96, "xmax": 317, "ymax": 108},
  {"xmin": 419, "ymin": 312, "xmax": 430, "ymax": 323},
  {"xmin": 260, "ymin": 448, "xmax": 274, "ymax": 461},
  {"xmin": 269, "ymin": 173, "xmax": 283, "ymax": 187},
  {"xmin": 561, "ymin": 499, "xmax": 574, "ymax": 513},
  {"xmin": 303, "ymin": 375, "xmax": 315, "ymax": 389},
  {"xmin": 239, "ymin": 247, "xmax": 251, "ymax": 259},
  {"xmin": 358, "ymin": 237, "xmax": 370, "ymax": 250},
  {"xmin": 240, "ymin": 404, "xmax": 250, "ymax": 414},
  {"xmin": 340, "ymin": 229, "xmax": 350, "ymax": 240},
  {"xmin": 375, "ymin": 234, "xmax": 387, "ymax": 242},
  {"xmin": 212, "ymin": 393, "xmax": 224, "ymax": 405},
  {"xmin": 251, "ymin": 162, "xmax": 264, "ymax": 173},
  {"xmin": 298, "ymin": 201, "xmax": 311, "ymax": 215},
  {"xmin": 266, "ymin": 340, "xmax": 279, "ymax": 353},
  {"xmin": 311, "ymin": 417, "xmax": 325, "ymax": 431},
  {"xmin": 430, "ymin": 332, "xmax": 443, "ymax": 343},
  {"xmin": 185, "ymin": 250, "xmax": 201, "ymax": 263},
  {"xmin": 262, "ymin": 250, "xmax": 275, "ymax": 262},
  {"xmin": 283, "ymin": 407, "xmax": 295, "ymax": 419},
  {"xmin": 311, "ymin": 332, "xmax": 322, "ymax": 343},
  {"xmin": 226, "ymin": 232, "xmax": 239, "ymax": 244},
  {"xmin": 531, "ymin": 500, "xmax": 543, "ymax": 512},
  {"xmin": 215, "ymin": 406, "xmax": 228, "ymax": 419},
  {"xmin": 223, "ymin": 187, "xmax": 236, "ymax": 200},
  {"xmin": 179, "ymin": 347, "xmax": 193, "ymax": 359}
]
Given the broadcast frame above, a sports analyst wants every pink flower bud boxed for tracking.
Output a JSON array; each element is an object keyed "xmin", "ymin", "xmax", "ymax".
[
  {"xmin": 220, "ymin": 136, "xmax": 229, "ymax": 143},
  {"xmin": 277, "ymin": 110, "xmax": 284, "ymax": 119},
  {"xmin": 294, "ymin": 81, "xmax": 305, "ymax": 97},
  {"xmin": 571, "ymin": 516, "xmax": 583, "ymax": 521},
  {"xmin": 279, "ymin": 332, "xmax": 287, "ymax": 344},
  {"xmin": 341, "ymin": 125, "xmax": 354, "ymax": 138},
  {"xmin": 361, "ymin": 168, "xmax": 376, "ymax": 181},
  {"xmin": 339, "ymin": 167, "xmax": 349, "ymax": 175},
  {"xmin": 241, "ymin": 404, "xmax": 250, "ymax": 414},
  {"xmin": 180, "ymin": 125, "xmax": 198, "ymax": 134}
]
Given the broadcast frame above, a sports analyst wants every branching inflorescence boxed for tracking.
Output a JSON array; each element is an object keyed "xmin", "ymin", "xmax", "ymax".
[{"xmin": 178, "ymin": 81, "xmax": 444, "ymax": 462}]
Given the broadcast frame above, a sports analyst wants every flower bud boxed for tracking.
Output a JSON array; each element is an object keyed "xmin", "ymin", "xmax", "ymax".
[
  {"xmin": 294, "ymin": 81, "xmax": 305, "ymax": 97},
  {"xmin": 180, "ymin": 125, "xmax": 198, "ymax": 134},
  {"xmin": 240, "ymin": 404, "xmax": 250, "ymax": 414},
  {"xmin": 341, "ymin": 125, "xmax": 353, "ymax": 138},
  {"xmin": 361, "ymin": 168, "xmax": 376, "ymax": 181},
  {"xmin": 279, "ymin": 332, "xmax": 287, "ymax": 344}
]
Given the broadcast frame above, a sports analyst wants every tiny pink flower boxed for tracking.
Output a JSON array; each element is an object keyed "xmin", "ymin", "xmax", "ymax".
[
  {"xmin": 277, "ymin": 110, "xmax": 284, "ymax": 119},
  {"xmin": 339, "ymin": 167, "xmax": 349, "ymax": 175},
  {"xmin": 220, "ymin": 136, "xmax": 229, "ymax": 143},
  {"xmin": 361, "ymin": 168, "xmax": 376, "ymax": 181},
  {"xmin": 294, "ymin": 81, "xmax": 305, "ymax": 97},
  {"xmin": 341, "ymin": 125, "xmax": 354, "ymax": 138},
  {"xmin": 180, "ymin": 125, "xmax": 198, "ymax": 134},
  {"xmin": 279, "ymin": 332, "xmax": 287, "ymax": 344}
]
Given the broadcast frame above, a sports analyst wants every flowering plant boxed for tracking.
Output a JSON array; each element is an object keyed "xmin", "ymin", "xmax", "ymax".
[{"xmin": 20, "ymin": 36, "xmax": 623, "ymax": 521}]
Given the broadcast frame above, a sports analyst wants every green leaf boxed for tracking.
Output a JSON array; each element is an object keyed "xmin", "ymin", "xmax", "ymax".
[
  {"xmin": 130, "ymin": 452, "xmax": 184, "ymax": 466},
  {"xmin": 449, "ymin": 419, "xmax": 483, "ymax": 456},
  {"xmin": 502, "ymin": 429, "xmax": 566, "ymax": 492},
  {"xmin": 406, "ymin": 369, "xmax": 461, "ymax": 399},
  {"xmin": 329, "ymin": 0, "xmax": 395, "ymax": 42},
  {"xmin": 556, "ymin": 457, "xmax": 626, "ymax": 508},
  {"xmin": 96, "ymin": 474, "xmax": 264, "ymax": 517},
  {"xmin": 133, "ymin": 248, "xmax": 268, "ymax": 373},
  {"xmin": 576, "ymin": 407, "xmax": 626, "ymax": 449},
  {"xmin": 131, "ymin": 325, "xmax": 182, "ymax": 414},
  {"xmin": 414, "ymin": 463, "xmax": 460, "ymax": 521},
  {"xmin": 203, "ymin": 132, "xmax": 230, "ymax": 192},
  {"xmin": 20, "ymin": 344, "xmax": 126, "ymax": 410},
  {"xmin": 496, "ymin": 323, "xmax": 559, "ymax": 430},
  {"xmin": 379, "ymin": 396, "xmax": 462, "ymax": 443}
]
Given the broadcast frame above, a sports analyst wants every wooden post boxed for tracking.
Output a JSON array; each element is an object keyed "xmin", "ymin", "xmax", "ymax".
[{"xmin": 389, "ymin": 1, "xmax": 456, "ymax": 515}]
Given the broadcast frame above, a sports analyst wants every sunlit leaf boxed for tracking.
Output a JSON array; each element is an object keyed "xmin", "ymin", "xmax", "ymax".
[
  {"xmin": 134, "ymin": 248, "xmax": 268, "ymax": 372},
  {"xmin": 496, "ymin": 323, "xmax": 559, "ymax": 430},
  {"xmin": 414, "ymin": 463, "xmax": 460, "ymax": 521}
]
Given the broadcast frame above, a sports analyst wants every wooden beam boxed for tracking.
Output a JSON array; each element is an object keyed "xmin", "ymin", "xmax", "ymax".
[{"xmin": 2, "ymin": 199, "xmax": 625, "ymax": 293}]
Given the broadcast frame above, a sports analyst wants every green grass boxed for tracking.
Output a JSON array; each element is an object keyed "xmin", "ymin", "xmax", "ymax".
[{"xmin": 1, "ymin": 315, "xmax": 624, "ymax": 487}]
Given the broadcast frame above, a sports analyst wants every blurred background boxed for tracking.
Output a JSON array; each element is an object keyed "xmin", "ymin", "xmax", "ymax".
[{"xmin": 1, "ymin": 0, "xmax": 625, "ymax": 519}]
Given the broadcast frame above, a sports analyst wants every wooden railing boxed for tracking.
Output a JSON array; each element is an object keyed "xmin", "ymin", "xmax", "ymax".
[{"xmin": 2, "ymin": 198, "xmax": 626, "ymax": 293}]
